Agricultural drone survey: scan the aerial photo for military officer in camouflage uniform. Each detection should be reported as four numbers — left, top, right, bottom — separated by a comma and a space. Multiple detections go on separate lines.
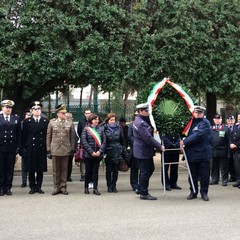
47, 104, 75, 195
0, 100, 21, 196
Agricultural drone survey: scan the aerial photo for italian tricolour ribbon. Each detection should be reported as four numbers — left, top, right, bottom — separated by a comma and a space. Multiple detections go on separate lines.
147, 77, 194, 140
86, 127, 102, 147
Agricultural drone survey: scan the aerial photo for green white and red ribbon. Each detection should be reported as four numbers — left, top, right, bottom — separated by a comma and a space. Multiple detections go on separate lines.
86, 127, 102, 147
147, 77, 194, 140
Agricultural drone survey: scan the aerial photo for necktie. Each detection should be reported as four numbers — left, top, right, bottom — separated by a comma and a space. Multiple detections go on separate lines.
36, 119, 39, 123
5, 116, 9, 123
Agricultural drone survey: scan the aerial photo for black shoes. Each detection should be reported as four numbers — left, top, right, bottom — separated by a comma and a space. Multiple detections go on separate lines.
67, 177, 73, 182
201, 194, 209, 201
232, 183, 240, 187
107, 188, 112, 193
21, 183, 27, 188
171, 185, 182, 190
93, 189, 101, 195
187, 193, 197, 200
36, 189, 44, 194
80, 176, 85, 182
112, 187, 118, 193
140, 194, 157, 200
84, 188, 89, 194
229, 177, 236, 182
6, 190, 12, 196
210, 181, 218, 185
29, 189, 35, 194
222, 182, 227, 186
135, 189, 141, 195
165, 185, 171, 191
52, 190, 61, 196
0, 190, 4, 196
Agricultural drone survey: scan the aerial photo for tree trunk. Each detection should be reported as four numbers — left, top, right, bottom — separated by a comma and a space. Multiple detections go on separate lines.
206, 92, 216, 125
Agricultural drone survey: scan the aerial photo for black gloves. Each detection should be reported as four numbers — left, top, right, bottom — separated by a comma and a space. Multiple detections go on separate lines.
47, 151, 52, 159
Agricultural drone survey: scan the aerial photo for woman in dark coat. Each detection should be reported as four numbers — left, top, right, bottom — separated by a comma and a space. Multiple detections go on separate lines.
81, 113, 106, 195
103, 113, 126, 193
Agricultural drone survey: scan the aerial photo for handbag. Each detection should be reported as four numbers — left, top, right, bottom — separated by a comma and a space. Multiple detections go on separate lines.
118, 159, 129, 172
74, 146, 84, 162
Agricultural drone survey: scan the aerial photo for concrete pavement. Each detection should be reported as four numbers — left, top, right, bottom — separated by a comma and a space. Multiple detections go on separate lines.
1, 155, 240, 240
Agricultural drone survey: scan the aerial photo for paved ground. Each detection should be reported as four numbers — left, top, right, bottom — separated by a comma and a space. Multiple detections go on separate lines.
1, 155, 240, 240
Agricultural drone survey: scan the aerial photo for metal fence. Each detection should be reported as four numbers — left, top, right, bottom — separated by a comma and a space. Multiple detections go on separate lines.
69, 103, 136, 123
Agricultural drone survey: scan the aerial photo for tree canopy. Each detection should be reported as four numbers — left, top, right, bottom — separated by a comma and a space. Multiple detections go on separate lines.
0, 0, 239, 115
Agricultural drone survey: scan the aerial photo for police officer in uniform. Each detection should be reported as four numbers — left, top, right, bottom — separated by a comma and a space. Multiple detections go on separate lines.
210, 114, 230, 186
133, 102, 164, 200
47, 104, 75, 195
21, 101, 49, 194
230, 118, 240, 188
180, 106, 212, 201
162, 134, 182, 191
0, 100, 21, 196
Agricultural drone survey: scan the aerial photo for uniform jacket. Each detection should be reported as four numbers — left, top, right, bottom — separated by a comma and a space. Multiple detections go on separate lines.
46, 118, 75, 156
0, 113, 21, 152
162, 134, 180, 159
183, 117, 212, 162
211, 124, 230, 158
230, 125, 240, 153
104, 123, 127, 163
22, 117, 49, 172
81, 124, 106, 159
133, 115, 162, 159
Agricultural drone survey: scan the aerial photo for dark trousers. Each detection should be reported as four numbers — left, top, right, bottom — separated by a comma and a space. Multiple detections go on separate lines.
28, 172, 43, 190
21, 156, 27, 184
229, 154, 236, 180
84, 158, 101, 189
188, 161, 210, 196
138, 157, 155, 196
0, 152, 15, 191
67, 155, 73, 179
105, 159, 119, 188
233, 152, 240, 183
211, 156, 228, 183
161, 155, 179, 187
130, 157, 140, 190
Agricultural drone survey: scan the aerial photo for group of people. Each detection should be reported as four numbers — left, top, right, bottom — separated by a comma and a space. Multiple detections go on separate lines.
0, 98, 239, 202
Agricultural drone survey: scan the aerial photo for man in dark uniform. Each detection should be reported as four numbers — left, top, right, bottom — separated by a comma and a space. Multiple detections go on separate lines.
162, 134, 181, 191
210, 114, 230, 186
21, 101, 49, 194
180, 106, 212, 201
226, 115, 236, 182
133, 102, 164, 200
0, 100, 21, 196
229, 118, 240, 188
77, 108, 92, 182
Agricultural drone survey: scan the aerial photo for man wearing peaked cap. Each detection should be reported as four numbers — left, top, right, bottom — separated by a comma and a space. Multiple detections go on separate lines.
227, 115, 235, 120
210, 113, 230, 187
30, 101, 43, 109
55, 104, 67, 113
1, 99, 15, 108
21, 101, 49, 194
136, 102, 149, 111
193, 105, 206, 113
47, 104, 75, 195
133, 102, 165, 200
180, 104, 212, 201
0, 99, 21, 196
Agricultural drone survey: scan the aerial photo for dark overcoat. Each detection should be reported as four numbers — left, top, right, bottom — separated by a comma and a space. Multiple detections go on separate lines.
22, 117, 49, 172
